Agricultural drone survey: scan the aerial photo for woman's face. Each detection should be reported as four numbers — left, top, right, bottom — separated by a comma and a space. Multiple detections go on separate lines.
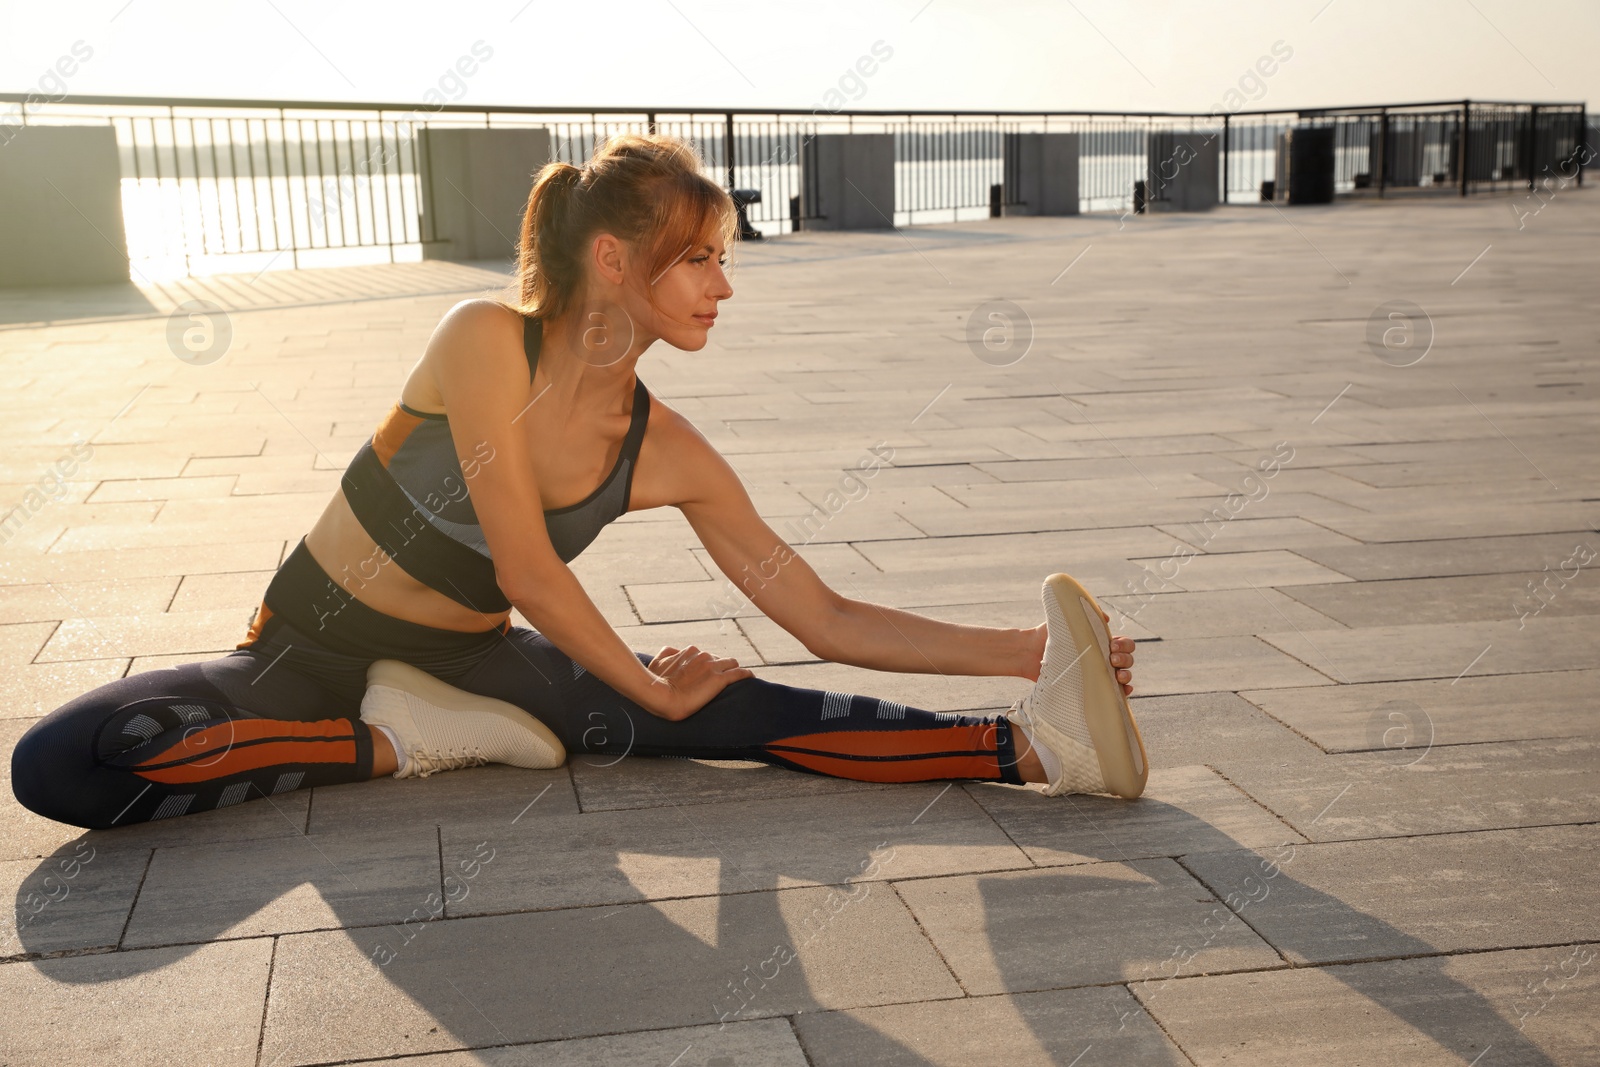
598, 229, 733, 356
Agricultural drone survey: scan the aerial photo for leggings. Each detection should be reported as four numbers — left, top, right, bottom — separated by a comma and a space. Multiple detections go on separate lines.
11, 542, 1024, 830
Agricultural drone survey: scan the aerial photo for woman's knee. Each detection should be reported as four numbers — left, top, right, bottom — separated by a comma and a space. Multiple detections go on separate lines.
10, 710, 98, 827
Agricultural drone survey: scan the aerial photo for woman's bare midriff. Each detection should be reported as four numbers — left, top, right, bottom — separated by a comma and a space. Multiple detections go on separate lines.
302, 490, 512, 633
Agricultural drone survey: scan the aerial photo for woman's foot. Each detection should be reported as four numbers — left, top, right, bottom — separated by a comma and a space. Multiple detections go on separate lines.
1007, 573, 1149, 799
360, 660, 567, 779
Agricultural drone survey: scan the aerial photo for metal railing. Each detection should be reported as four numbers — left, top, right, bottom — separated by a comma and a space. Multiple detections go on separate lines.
1, 93, 1588, 278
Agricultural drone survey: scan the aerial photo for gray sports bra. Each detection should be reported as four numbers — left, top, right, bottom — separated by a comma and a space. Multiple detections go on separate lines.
339, 314, 651, 614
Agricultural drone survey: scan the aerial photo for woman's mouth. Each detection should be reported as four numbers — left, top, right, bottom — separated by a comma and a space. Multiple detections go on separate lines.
692, 312, 717, 328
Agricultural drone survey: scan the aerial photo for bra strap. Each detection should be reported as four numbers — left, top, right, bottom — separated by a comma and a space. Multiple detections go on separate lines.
622, 378, 650, 461
522, 314, 541, 385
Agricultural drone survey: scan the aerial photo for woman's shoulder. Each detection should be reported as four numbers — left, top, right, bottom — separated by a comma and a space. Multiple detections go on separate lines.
433, 298, 526, 344
422, 300, 529, 376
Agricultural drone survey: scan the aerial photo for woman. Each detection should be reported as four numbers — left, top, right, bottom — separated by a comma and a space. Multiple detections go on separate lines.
11, 133, 1145, 831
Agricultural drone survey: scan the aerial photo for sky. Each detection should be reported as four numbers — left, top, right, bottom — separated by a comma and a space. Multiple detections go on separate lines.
1, 0, 1594, 117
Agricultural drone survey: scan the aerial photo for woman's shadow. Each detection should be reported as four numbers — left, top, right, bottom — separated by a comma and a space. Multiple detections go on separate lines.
6, 716, 1572, 1066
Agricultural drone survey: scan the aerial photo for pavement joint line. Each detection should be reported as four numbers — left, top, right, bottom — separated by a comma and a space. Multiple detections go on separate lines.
1241, 578, 1351, 684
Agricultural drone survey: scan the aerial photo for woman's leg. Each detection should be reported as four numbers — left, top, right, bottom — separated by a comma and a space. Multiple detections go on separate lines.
10, 646, 375, 830
446, 629, 1028, 786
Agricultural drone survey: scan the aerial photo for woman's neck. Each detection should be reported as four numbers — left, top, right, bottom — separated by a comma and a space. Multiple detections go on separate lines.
536, 312, 651, 416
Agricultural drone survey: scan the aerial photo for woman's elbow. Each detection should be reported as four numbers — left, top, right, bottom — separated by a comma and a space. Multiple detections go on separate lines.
495, 559, 565, 611
798, 598, 848, 661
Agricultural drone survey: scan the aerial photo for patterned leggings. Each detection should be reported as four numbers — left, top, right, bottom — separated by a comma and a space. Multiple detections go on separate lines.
11, 582, 1024, 830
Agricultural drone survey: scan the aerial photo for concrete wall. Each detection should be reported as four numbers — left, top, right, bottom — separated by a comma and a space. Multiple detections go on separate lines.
0, 124, 129, 287
418, 127, 551, 262
1001, 133, 1081, 216
798, 134, 895, 230
1146, 131, 1219, 212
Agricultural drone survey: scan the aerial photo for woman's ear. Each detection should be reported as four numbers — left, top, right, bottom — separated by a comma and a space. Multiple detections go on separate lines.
590, 232, 627, 285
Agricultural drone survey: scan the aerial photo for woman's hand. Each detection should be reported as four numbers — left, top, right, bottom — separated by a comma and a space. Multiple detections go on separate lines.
1090, 604, 1137, 697
1026, 607, 1137, 696
643, 644, 755, 721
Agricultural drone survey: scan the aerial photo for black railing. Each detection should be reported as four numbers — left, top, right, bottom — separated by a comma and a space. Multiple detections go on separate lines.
1, 94, 1587, 277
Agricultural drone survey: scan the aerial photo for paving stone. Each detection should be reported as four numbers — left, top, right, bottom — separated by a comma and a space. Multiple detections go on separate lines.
895, 858, 1284, 994
1103, 586, 1348, 639
1124, 549, 1354, 591
307, 765, 579, 835
167, 569, 277, 612
1210, 737, 1600, 841
1125, 690, 1326, 768
440, 785, 1026, 916
571, 755, 896, 812
964, 765, 1299, 868
0, 540, 286, 585
0, 575, 179, 623
1154, 514, 1364, 553
1240, 670, 1600, 750
1139, 944, 1598, 1066
2, 843, 148, 956
33, 608, 256, 662
261, 884, 959, 1063
796, 986, 1188, 1066
1281, 571, 1600, 627
382, 1018, 810, 1065
0, 657, 128, 719
0, 938, 272, 1066
1257, 614, 1600, 684
122, 824, 440, 947
1117, 634, 1336, 696
1180, 824, 1599, 964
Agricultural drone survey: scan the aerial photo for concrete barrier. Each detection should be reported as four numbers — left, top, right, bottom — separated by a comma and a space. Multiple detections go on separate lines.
1146, 130, 1219, 212
418, 127, 551, 262
1275, 126, 1336, 204
1001, 132, 1081, 216
0, 125, 129, 287
797, 133, 894, 230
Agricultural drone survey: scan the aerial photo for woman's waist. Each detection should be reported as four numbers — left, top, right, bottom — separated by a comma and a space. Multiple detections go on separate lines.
300, 493, 513, 632
246, 535, 511, 664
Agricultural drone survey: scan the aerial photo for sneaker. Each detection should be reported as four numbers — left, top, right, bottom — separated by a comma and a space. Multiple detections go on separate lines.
1006, 572, 1149, 799
361, 660, 566, 779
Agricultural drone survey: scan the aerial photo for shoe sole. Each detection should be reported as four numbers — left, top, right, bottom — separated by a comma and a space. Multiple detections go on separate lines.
1043, 572, 1149, 799
365, 659, 567, 769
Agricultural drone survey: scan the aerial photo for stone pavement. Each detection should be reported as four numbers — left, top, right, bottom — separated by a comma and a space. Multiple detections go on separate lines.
1, 188, 1596, 1066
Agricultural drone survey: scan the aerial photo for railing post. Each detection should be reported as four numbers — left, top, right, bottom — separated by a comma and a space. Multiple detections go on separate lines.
1377, 106, 1388, 197
1222, 113, 1230, 204
1579, 103, 1587, 187
724, 111, 735, 192
1459, 98, 1470, 197
1526, 104, 1538, 189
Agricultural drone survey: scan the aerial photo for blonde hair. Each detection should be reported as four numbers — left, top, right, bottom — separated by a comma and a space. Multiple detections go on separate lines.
512, 132, 738, 322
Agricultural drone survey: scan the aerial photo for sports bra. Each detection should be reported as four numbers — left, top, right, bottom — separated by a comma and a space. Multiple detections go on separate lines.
339, 313, 651, 615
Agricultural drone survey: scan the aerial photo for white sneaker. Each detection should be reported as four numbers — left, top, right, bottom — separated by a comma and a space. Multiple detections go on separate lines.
361, 660, 567, 779
1006, 573, 1148, 799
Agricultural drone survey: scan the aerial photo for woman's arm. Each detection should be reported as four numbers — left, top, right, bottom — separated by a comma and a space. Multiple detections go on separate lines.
428, 301, 750, 719
655, 415, 1048, 680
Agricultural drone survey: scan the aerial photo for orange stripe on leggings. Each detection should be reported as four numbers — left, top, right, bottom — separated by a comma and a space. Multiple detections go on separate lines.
131, 719, 358, 784
770, 749, 999, 783
768, 725, 1001, 783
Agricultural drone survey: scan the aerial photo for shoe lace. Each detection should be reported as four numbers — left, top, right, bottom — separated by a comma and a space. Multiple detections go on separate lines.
407, 745, 488, 778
